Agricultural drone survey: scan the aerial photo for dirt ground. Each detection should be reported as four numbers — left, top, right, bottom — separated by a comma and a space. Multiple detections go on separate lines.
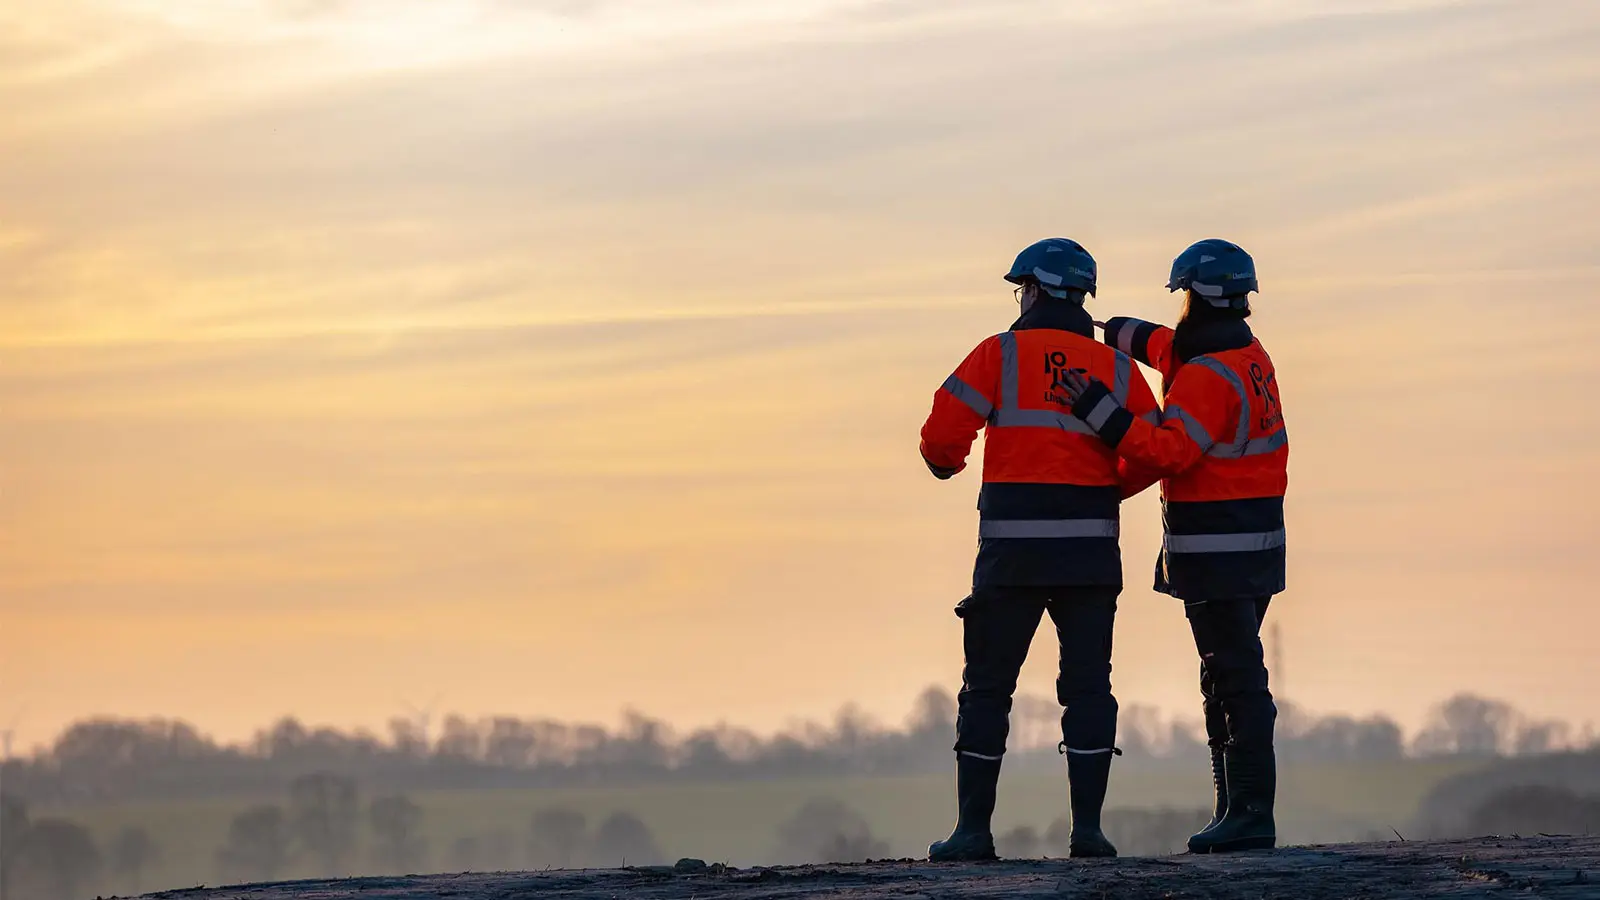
145, 835, 1600, 900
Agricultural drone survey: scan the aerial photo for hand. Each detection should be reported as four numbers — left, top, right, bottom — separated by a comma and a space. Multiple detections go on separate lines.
1052, 367, 1093, 404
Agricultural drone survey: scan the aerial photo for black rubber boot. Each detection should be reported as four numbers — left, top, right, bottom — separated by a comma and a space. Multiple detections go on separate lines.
1188, 744, 1276, 853
1191, 742, 1228, 840
1064, 749, 1118, 858
928, 755, 1000, 861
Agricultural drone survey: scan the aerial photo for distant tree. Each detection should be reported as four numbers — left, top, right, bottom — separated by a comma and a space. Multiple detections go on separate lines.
527, 808, 588, 869
1465, 785, 1600, 836
1414, 694, 1516, 757
11, 817, 103, 900
447, 835, 481, 872
995, 825, 1040, 858
590, 812, 665, 867
1042, 816, 1073, 857
1103, 808, 1213, 857
479, 828, 518, 871
1, 794, 31, 899
216, 805, 293, 883
1513, 720, 1573, 756
444, 829, 517, 872
773, 799, 887, 865
109, 825, 162, 894
288, 772, 360, 876
368, 795, 426, 874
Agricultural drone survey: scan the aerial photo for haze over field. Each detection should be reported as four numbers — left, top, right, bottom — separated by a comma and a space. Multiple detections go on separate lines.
3, 0, 1599, 749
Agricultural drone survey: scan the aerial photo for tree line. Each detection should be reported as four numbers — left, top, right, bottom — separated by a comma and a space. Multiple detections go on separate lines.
2, 689, 1590, 807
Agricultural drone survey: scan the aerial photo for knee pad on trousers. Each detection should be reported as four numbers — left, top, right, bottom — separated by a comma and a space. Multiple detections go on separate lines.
1061, 693, 1118, 752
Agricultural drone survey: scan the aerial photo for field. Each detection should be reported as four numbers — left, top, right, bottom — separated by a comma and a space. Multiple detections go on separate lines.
38, 757, 1491, 893
145, 836, 1600, 900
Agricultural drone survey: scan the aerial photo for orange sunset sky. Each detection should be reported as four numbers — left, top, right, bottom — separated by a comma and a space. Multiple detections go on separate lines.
2, 0, 1598, 752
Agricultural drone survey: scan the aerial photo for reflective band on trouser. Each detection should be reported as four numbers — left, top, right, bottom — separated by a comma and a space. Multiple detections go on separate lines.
1084, 394, 1120, 431
980, 519, 1120, 539
941, 374, 993, 419
959, 750, 1003, 761
1162, 405, 1214, 451
1163, 529, 1286, 553
1063, 747, 1117, 755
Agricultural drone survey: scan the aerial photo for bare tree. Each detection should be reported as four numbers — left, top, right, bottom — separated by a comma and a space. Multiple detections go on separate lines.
368, 795, 427, 874
216, 805, 292, 883
590, 812, 664, 867
1414, 694, 1516, 757
527, 808, 587, 869
10, 817, 102, 900
288, 773, 360, 876
773, 799, 887, 865
1, 794, 31, 900
109, 826, 162, 894
995, 825, 1040, 858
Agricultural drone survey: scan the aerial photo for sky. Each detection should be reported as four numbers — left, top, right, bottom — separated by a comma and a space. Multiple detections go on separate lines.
2, 0, 1599, 752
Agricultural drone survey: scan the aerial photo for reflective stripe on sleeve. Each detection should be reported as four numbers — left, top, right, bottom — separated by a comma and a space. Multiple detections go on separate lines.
1084, 394, 1120, 431
979, 519, 1120, 539
1113, 352, 1131, 404
1163, 529, 1286, 553
1162, 405, 1215, 452
941, 374, 994, 419
1115, 323, 1136, 357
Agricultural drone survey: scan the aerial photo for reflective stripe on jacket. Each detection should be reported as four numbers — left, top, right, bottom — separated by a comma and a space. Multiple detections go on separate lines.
922, 303, 1160, 588
1101, 316, 1288, 600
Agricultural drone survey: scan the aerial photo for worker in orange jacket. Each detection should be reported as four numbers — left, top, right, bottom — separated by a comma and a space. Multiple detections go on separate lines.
919, 238, 1160, 861
1054, 239, 1287, 853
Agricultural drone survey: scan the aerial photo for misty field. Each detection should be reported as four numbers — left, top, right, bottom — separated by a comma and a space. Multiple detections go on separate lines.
38, 758, 1486, 893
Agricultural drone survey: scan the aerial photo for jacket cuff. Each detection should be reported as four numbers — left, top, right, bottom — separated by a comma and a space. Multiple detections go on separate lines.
1069, 380, 1134, 448
923, 454, 962, 480
1103, 317, 1162, 367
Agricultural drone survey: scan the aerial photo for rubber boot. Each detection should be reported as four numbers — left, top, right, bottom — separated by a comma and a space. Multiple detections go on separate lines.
1065, 750, 1118, 858
1190, 742, 1228, 841
1187, 744, 1276, 853
928, 755, 1000, 861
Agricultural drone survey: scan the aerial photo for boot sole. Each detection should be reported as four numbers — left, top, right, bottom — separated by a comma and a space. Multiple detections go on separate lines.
1188, 835, 1276, 854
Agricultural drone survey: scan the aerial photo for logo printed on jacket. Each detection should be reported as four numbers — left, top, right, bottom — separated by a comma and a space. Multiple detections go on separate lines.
1249, 362, 1282, 431
1042, 348, 1082, 405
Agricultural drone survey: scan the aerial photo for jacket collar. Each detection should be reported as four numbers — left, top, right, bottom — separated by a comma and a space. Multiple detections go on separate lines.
1173, 316, 1254, 362
1009, 299, 1095, 337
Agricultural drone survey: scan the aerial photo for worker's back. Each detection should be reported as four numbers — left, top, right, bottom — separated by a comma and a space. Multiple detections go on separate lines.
920, 300, 1158, 587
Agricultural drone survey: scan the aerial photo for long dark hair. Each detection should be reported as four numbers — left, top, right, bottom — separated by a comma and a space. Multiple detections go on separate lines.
1173, 290, 1252, 362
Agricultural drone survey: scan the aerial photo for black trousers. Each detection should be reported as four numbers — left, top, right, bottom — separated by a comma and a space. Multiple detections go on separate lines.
1185, 596, 1276, 749
952, 585, 1120, 759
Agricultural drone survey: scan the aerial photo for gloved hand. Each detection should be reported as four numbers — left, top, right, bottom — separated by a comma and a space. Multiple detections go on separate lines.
1052, 367, 1095, 404
1051, 369, 1131, 448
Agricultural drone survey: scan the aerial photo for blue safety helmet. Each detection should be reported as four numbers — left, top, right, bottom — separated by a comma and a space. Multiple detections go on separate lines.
1005, 238, 1097, 299
1167, 239, 1258, 308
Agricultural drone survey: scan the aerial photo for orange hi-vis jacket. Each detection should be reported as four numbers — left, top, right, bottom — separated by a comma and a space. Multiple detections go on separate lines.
920, 302, 1160, 588
1085, 316, 1288, 600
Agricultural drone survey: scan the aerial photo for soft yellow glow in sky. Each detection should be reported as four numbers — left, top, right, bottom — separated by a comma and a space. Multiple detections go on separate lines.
2, 0, 1599, 751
